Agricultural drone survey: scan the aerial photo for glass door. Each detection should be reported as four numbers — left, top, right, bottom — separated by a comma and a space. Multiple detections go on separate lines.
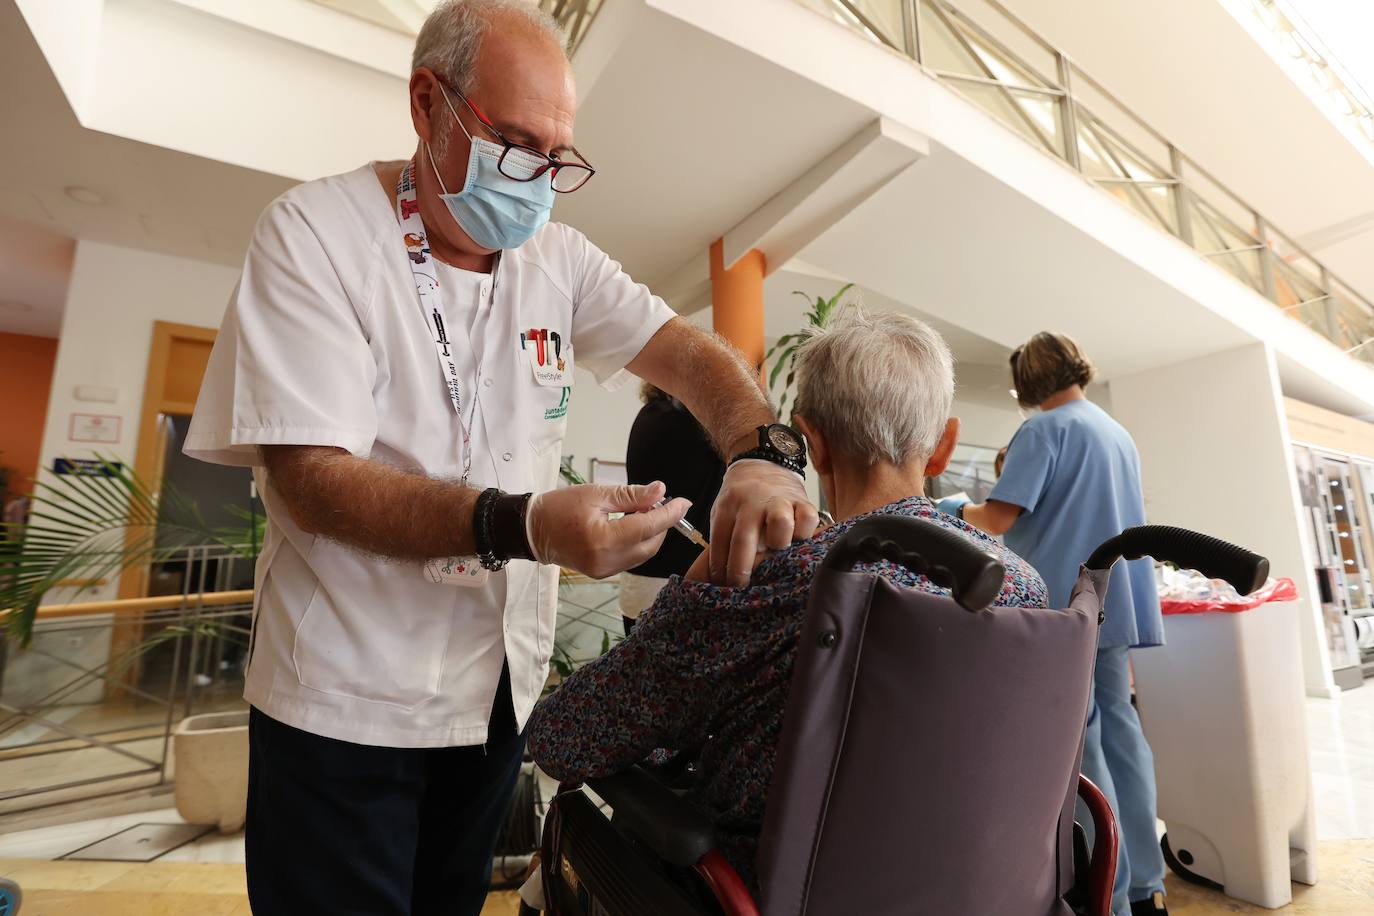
1316, 454, 1372, 612
1292, 445, 1363, 673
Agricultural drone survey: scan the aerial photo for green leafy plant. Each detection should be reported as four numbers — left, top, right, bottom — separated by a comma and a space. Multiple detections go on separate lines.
558, 456, 587, 486
1, 448, 614, 692
0, 457, 256, 646
765, 283, 854, 421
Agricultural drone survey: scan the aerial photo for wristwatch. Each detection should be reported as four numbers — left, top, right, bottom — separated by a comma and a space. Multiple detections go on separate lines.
731, 423, 807, 475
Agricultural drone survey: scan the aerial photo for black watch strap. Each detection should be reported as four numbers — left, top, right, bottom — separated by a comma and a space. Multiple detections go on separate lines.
491, 492, 535, 562
473, 489, 535, 570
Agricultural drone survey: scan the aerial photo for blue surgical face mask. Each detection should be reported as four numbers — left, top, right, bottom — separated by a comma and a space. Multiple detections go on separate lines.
427, 87, 555, 250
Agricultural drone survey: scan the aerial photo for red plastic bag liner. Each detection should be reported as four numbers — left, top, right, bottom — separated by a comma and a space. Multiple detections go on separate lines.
1160, 577, 1299, 616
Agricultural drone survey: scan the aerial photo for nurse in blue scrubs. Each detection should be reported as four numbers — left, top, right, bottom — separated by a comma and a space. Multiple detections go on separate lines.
942, 332, 1168, 916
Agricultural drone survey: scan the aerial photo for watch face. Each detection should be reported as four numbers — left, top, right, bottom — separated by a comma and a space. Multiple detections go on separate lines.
768, 425, 803, 458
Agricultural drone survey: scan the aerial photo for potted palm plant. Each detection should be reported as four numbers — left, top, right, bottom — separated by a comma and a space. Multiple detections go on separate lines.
765, 282, 854, 422
0, 459, 258, 831
0, 458, 250, 646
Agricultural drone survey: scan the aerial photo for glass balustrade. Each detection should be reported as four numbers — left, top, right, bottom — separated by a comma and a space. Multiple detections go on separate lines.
808, 0, 1374, 363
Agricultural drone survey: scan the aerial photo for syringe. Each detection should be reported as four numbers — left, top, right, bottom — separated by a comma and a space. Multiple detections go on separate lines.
651, 497, 709, 549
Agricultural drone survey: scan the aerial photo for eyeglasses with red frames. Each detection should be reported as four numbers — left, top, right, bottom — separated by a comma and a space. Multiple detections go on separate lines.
437, 76, 596, 194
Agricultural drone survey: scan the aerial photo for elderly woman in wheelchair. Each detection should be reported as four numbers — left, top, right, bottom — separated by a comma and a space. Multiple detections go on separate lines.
527, 310, 1047, 897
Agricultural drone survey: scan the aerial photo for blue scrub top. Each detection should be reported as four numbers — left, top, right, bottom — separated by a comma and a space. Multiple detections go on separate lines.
990, 399, 1163, 648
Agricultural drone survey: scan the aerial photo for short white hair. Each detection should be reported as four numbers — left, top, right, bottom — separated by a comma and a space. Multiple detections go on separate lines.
793, 308, 955, 466
412, 0, 565, 94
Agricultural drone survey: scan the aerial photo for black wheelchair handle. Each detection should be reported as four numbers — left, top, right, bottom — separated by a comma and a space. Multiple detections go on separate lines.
1086, 525, 1269, 596
823, 515, 1006, 612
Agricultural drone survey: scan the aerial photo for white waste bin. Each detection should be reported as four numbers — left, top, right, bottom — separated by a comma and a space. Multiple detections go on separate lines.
1132, 594, 1317, 908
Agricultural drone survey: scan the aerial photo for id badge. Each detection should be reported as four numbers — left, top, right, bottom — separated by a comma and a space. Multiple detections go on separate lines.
423, 556, 490, 587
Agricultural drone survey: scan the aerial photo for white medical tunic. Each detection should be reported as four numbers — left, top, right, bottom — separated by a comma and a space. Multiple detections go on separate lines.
185, 163, 674, 748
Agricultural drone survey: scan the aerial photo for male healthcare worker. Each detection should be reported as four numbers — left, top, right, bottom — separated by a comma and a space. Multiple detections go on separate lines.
185, 2, 818, 913
944, 332, 1168, 916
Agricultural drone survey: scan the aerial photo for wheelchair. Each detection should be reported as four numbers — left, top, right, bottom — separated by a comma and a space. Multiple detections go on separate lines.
528, 517, 1269, 916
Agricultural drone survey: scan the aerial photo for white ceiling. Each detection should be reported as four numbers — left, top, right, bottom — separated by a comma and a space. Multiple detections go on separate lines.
0, 0, 296, 271
798, 142, 1256, 382
765, 264, 1012, 366
550, 1, 875, 288
0, 213, 73, 338
1, 0, 1367, 419
997, 0, 1374, 302
308, 0, 440, 33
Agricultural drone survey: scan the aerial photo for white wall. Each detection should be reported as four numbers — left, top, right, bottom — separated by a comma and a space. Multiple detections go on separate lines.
953, 398, 1022, 451
17, 0, 412, 183
40, 240, 240, 473
562, 369, 644, 481
38, 240, 241, 602
1110, 343, 1337, 697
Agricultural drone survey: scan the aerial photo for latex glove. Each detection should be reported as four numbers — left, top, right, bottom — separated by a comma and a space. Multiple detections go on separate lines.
937, 495, 972, 518
710, 459, 819, 586
526, 481, 690, 579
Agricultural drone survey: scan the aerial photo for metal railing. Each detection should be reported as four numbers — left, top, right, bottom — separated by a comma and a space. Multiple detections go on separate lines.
538, 0, 606, 55
795, 0, 1374, 361
1248, 0, 1374, 151
0, 547, 623, 818
0, 546, 253, 816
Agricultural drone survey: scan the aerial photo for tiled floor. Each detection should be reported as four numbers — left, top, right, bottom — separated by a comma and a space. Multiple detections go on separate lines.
0, 858, 524, 915
1304, 683, 1374, 841
0, 686, 1371, 913
0, 694, 247, 815
1167, 839, 1374, 914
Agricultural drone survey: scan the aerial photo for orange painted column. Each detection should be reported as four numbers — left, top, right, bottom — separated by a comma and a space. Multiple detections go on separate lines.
709, 239, 766, 374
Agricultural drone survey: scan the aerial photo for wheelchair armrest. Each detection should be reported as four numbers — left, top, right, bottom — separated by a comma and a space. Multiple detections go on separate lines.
1077, 774, 1118, 916
586, 765, 716, 867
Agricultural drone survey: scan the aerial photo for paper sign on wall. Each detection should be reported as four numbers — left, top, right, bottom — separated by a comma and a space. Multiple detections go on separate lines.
68, 413, 122, 444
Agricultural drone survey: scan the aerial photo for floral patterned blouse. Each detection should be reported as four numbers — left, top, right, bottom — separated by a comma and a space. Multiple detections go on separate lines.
527, 496, 1047, 887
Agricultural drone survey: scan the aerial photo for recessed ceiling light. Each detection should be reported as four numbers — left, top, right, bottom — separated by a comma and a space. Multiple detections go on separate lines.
65, 186, 105, 205
0, 300, 35, 312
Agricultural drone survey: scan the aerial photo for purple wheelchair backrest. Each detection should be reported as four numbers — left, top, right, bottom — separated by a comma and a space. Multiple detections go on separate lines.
756, 565, 1107, 916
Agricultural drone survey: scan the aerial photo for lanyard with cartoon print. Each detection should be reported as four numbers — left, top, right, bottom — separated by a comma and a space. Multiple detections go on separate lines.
396, 161, 494, 587
396, 160, 479, 486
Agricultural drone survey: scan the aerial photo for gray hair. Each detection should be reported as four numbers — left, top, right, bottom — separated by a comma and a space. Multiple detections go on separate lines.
412, 0, 565, 94
793, 308, 955, 466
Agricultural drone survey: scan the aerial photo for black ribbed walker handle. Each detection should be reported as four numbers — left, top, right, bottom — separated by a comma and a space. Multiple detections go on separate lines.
1086, 525, 1269, 596
824, 516, 1006, 612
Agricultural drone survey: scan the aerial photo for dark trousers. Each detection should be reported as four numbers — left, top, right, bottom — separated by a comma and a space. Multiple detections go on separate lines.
245, 667, 526, 916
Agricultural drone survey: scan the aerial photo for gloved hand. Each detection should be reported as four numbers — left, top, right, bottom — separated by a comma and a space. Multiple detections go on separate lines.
526, 481, 690, 579
937, 495, 972, 518
710, 459, 819, 586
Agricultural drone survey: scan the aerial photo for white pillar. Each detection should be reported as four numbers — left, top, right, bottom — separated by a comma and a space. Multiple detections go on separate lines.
1110, 342, 1337, 697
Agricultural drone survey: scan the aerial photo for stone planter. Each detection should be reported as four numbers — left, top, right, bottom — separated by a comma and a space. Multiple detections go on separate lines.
173, 711, 249, 833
